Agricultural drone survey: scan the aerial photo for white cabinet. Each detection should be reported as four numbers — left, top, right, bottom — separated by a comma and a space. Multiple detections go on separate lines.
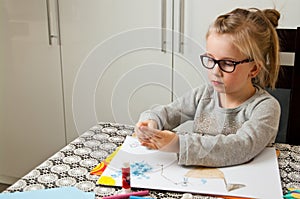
0, 0, 66, 182
58, 0, 174, 142
1, 0, 174, 183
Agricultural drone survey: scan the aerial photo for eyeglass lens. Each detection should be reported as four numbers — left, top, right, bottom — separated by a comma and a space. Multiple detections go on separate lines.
201, 56, 235, 73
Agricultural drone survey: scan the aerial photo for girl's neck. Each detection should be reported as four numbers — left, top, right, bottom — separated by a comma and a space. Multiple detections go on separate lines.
218, 86, 256, 108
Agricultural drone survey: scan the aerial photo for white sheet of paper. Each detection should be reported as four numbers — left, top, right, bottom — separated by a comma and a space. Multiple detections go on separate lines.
100, 136, 283, 198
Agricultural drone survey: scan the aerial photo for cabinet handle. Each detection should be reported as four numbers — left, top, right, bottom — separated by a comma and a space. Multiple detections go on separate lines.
46, 0, 53, 45
179, 0, 185, 54
46, 0, 60, 45
161, 0, 167, 53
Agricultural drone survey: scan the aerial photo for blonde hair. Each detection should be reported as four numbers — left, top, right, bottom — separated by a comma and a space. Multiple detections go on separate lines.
207, 8, 281, 89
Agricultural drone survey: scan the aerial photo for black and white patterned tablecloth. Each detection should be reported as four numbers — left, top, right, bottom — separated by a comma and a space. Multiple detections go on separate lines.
3, 122, 300, 198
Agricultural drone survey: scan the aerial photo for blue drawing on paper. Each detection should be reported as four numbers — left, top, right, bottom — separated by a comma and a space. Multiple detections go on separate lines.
111, 171, 121, 178
131, 161, 153, 179
201, 179, 207, 184
109, 161, 153, 180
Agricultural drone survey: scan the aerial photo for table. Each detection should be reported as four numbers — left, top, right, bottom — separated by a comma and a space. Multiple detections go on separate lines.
3, 122, 300, 198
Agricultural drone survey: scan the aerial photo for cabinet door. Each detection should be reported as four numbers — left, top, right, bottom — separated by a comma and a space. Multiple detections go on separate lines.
0, 0, 65, 181
59, 0, 174, 142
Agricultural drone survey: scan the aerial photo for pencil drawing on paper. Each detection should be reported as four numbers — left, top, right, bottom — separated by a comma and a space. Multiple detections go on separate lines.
129, 140, 140, 148
99, 136, 246, 191
159, 164, 190, 186
98, 136, 280, 198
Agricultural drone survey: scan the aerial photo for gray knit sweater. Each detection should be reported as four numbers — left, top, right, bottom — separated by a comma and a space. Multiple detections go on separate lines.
139, 84, 281, 167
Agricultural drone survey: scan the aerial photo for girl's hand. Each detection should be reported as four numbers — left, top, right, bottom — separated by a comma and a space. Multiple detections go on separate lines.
134, 120, 158, 142
138, 126, 179, 153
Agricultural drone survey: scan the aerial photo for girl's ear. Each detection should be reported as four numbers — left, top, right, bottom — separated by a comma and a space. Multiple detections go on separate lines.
249, 62, 261, 78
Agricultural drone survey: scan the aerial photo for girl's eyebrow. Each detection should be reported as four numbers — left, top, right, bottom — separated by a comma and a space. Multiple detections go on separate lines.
204, 52, 214, 58
205, 53, 237, 61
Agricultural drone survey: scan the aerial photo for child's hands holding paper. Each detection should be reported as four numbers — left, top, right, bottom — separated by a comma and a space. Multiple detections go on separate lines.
135, 120, 179, 153
135, 119, 158, 142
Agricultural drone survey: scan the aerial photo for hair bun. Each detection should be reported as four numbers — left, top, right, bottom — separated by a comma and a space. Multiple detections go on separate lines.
263, 9, 280, 28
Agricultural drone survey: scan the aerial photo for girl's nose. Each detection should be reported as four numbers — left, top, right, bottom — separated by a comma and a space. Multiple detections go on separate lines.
211, 63, 222, 76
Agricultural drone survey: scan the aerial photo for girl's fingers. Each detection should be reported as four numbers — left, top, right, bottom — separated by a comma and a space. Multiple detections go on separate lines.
141, 141, 158, 150
139, 126, 163, 138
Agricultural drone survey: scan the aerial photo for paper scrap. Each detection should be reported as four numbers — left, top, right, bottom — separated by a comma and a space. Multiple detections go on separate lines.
0, 186, 94, 199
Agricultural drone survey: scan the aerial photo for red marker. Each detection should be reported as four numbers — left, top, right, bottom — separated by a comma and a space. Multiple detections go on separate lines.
101, 190, 150, 199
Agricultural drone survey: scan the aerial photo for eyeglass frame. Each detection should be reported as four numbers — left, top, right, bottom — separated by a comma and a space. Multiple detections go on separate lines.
199, 55, 254, 73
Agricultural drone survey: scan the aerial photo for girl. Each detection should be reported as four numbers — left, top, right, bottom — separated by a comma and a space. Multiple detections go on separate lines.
135, 8, 281, 167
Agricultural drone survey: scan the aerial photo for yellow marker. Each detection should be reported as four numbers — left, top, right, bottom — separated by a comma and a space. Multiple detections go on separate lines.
288, 188, 300, 193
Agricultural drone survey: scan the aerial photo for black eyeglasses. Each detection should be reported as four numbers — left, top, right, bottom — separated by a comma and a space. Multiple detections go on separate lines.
200, 55, 254, 73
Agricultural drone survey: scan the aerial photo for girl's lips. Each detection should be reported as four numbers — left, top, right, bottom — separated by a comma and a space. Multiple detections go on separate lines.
211, 80, 223, 86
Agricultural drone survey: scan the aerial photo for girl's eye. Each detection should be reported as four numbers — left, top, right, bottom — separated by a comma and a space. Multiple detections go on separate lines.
223, 60, 235, 66
208, 58, 214, 63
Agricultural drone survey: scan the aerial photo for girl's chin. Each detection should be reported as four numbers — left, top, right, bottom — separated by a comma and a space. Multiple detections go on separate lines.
213, 88, 226, 93
211, 83, 226, 92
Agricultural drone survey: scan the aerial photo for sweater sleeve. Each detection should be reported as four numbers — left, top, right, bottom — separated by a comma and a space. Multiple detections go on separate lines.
178, 95, 281, 167
138, 87, 206, 130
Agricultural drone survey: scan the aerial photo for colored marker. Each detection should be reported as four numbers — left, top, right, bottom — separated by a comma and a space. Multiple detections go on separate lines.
129, 196, 154, 199
289, 189, 300, 194
288, 188, 300, 192
283, 192, 300, 199
101, 190, 150, 199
